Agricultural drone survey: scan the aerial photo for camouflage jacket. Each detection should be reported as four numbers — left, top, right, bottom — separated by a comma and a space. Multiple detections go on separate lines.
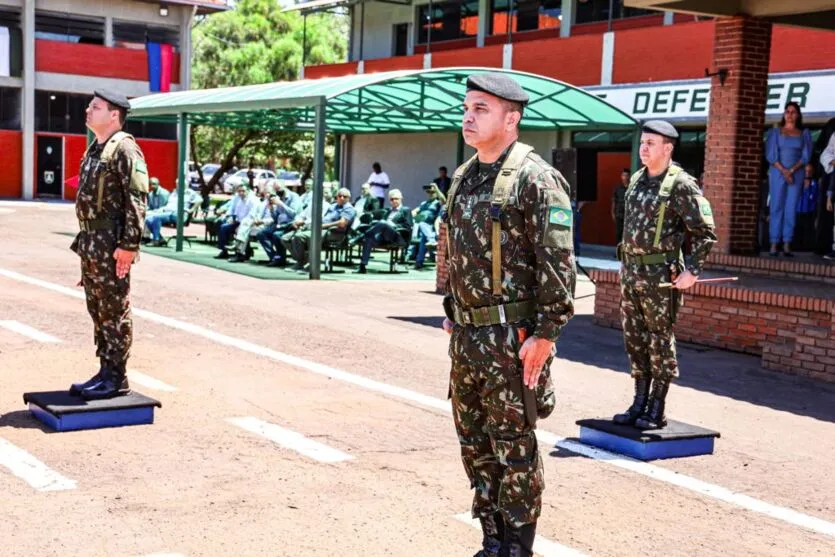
74, 133, 148, 252
445, 146, 576, 343
622, 164, 717, 276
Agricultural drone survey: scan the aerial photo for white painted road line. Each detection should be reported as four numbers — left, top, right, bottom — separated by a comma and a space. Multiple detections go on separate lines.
454, 513, 586, 557
0, 320, 61, 343
140, 553, 186, 557
228, 416, 353, 463
2, 267, 835, 538
129, 371, 178, 392
0, 437, 76, 491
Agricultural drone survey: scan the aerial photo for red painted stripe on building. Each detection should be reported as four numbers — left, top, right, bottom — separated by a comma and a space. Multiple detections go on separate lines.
365, 55, 423, 73
36, 40, 180, 84
770, 25, 835, 73
512, 34, 603, 86
432, 44, 504, 69
305, 62, 358, 80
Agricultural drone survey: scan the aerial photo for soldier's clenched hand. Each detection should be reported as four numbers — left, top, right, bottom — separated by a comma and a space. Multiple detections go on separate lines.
442, 318, 454, 334
519, 337, 554, 389
672, 269, 697, 290
113, 248, 136, 279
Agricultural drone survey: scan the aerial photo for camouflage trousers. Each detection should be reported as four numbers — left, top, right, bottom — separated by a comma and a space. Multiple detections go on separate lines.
619, 267, 680, 380
449, 322, 556, 528
72, 230, 133, 364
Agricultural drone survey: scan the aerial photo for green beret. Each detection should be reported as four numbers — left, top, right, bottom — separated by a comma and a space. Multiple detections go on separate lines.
642, 120, 679, 140
466, 72, 529, 105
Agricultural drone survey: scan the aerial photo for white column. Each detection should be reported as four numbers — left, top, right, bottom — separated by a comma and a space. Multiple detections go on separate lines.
104, 16, 113, 47
21, 0, 34, 200
600, 31, 614, 85
663, 11, 674, 25
476, 0, 489, 48
560, 0, 575, 38
357, 60, 365, 74
502, 43, 512, 69
423, 52, 431, 69
180, 6, 196, 90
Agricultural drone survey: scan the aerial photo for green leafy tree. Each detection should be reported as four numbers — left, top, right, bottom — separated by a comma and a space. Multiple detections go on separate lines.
190, 0, 346, 196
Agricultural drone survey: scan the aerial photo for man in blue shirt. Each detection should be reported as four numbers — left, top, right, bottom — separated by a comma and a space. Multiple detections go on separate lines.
147, 178, 170, 211
259, 185, 303, 266
408, 184, 443, 269
287, 187, 356, 272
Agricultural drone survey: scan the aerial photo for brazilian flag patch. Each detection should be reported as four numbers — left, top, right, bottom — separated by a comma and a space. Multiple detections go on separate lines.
548, 206, 572, 227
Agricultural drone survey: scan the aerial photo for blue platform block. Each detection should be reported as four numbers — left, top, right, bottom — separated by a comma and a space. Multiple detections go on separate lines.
576, 418, 719, 461
22, 391, 162, 432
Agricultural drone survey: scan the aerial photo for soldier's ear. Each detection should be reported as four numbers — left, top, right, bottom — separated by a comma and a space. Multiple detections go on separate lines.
506, 110, 521, 131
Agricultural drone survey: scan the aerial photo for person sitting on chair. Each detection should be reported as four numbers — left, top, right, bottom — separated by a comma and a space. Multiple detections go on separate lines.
352, 183, 381, 231
356, 189, 413, 274
287, 187, 356, 272
215, 181, 258, 259
407, 183, 443, 269
143, 188, 202, 246
259, 184, 303, 267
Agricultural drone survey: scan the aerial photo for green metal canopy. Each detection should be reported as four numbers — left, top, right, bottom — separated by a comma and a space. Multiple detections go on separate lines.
129, 67, 635, 279
129, 67, 636, 132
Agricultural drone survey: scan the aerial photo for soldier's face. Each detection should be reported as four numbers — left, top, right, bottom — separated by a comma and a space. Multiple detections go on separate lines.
86, 97, 117, 133
639, 133, 673, 167
462, 91, 518, 149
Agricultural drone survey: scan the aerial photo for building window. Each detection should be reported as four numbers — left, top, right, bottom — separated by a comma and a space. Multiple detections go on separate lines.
35, 91, 89, 134
35, 12, 104, 44
417, 0, 479, 44
575, 0, 654, 25
0, 8, 23, 77
124, 120, 177, 141
490, 0, 561, 35
0, 87, 21, 130
393, 22, 409, 56
113, 22, 180, 50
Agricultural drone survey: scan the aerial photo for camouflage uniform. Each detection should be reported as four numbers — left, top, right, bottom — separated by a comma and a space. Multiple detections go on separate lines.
619, 164, 716, 381
71, 134, 148, 368
611, 182, 627, 244
445, 146, 576, 530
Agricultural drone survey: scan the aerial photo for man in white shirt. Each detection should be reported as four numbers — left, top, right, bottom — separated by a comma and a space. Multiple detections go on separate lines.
367, 162, 391, 207
215, 182, 258, 259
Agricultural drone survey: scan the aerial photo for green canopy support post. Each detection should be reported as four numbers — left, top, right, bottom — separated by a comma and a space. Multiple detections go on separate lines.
333, 133, 341, 185
456, 132, 464, 167
176, 113, 188, 252
309, 98, 326, 280
630, 125, 641, 173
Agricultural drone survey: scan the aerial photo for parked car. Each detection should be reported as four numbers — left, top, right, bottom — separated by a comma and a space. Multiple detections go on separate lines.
276, 170, 301, 188
223, 169, 276, 193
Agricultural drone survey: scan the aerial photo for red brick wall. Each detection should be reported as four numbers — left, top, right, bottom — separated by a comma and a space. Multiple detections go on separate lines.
703, 17, 772, 255
612, 21, 715, 83
436, 223, 449, 294
36, 40, 180, 84
591, 269, 835, 382
0, 130, 22, 198
512, 34, 603, 86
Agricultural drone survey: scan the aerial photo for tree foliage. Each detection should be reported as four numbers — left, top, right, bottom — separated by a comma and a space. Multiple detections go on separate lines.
190, 0, 347, 194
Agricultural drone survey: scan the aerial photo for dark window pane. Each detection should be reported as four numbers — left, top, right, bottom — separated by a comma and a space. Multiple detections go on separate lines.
113, 21, 180, 50
417, 0, 478, 44
490, 0, 561, 35
35, 12, 104, 44
0, 87, 21, 130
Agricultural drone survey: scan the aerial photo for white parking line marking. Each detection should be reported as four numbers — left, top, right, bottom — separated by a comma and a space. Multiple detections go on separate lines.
228, 417, 353, 463
454, 513, 586, 557
0, 437, 76, 491
2, 267, 835, 537
0, 320, 61, 343
129, 371, 178, 392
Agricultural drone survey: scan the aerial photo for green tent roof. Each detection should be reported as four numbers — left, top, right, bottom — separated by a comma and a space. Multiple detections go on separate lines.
129, 67, 636, 133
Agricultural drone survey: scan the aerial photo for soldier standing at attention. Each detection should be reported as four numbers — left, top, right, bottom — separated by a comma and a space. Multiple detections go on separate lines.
611, 168, 629, 244
441, 73, 576, 557
69, 89, 148, 400
613, 120, 717, 429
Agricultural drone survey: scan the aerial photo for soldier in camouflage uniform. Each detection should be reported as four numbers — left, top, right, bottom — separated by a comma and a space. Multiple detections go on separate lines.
69, 89, 148, 400
611, 168, 629, 244
613, 120, 717, 429
441, 73, 576, 557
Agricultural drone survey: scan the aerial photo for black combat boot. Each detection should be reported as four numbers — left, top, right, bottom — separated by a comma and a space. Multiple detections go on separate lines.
634, 376, 671, 430
473, 513, 504, 557
80, 362, 130, 400
499, 523, 536, 557
69, 357, 107, 396
612, 375, 651, 426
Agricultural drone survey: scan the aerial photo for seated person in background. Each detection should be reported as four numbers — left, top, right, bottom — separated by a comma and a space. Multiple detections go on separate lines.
215, 181, 258, 259
298, 180, 314, 211
356, 189, 413, 274
286, 187, 356, 272
352, 183, 381, 231
280, 190, 332, 269
258, 184, 303, 267
143, 187, 202, 246
407, 184, 443, 269
228, 183, 275, 263
147, 177, 170, 211
433, 166, 451, 196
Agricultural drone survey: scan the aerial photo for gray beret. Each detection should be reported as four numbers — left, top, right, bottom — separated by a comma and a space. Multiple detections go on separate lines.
94, 89, 130, 111
642, 120, 679, 140
466, 72, 530, 105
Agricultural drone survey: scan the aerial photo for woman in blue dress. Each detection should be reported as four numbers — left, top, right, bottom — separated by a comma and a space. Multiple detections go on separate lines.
766, 102, 812, 256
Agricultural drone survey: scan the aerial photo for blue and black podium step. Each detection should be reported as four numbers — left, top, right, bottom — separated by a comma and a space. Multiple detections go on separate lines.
576, 418, 720, 461
22, 391, 162, 432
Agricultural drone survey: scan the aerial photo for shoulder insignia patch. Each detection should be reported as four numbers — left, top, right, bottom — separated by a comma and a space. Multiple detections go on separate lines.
548, 206, 572, 227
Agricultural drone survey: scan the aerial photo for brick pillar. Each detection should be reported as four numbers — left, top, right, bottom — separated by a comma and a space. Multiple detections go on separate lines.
703, 16, 772, 255
435, 223, 449, 294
